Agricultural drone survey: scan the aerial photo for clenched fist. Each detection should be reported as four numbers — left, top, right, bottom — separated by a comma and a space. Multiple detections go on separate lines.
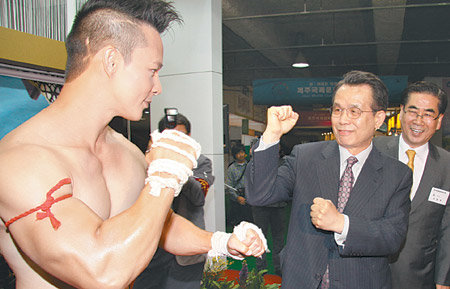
227, 228, 266, 259
262, 106, 299, 144
310, 197, 345, 233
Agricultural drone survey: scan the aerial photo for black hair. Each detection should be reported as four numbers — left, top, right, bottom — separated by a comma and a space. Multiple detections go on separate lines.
231, 143, 245, 159
332, 70, 389, 112
65, 0, 181, 81
401, 81, 447, 115
158, 113, 191, 134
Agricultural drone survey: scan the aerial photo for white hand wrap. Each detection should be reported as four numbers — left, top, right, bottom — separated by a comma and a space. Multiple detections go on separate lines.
208, 231, 236, 259
147, 159, 193, 185
207, 221, 269, 260
145, 129, 201, 197
151, 129, 201, 168
233, 221, 269, 253
145, 175, 183, 197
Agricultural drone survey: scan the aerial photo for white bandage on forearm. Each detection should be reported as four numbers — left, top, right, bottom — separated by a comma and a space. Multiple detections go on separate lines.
145, 159, 192, 197
207, 221, 269, 260
150, 129, 201, 168
146, 129, 201, 197
151, 141, 198, 168
145, 175, 183, 197
152, 129, 201, 154
208, 231, 240, 259
147, 159, 193, 184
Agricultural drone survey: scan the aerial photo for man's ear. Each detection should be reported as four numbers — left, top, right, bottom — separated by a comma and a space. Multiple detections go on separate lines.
103, 46, 121, 77
436, 113, 444, 131
374, 110, 386, 130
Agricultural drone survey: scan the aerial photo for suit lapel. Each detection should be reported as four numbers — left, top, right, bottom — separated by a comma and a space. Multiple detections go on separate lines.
411, 143, 439, 211
344, 147, 383, 215
317, 141, 340, 205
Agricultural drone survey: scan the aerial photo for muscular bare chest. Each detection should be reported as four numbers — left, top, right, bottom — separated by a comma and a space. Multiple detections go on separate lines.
69, 140, 147, 219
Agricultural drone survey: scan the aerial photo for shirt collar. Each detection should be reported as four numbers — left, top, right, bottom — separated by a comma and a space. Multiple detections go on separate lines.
399, 134, 429, 158
338, 142, 373, 167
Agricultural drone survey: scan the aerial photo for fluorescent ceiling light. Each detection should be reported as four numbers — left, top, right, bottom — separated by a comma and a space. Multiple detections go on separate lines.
292, 62, 310, 68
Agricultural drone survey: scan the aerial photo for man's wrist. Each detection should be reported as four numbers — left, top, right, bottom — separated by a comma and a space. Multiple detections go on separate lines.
262, 131, 281, 144
334, 213, 346, 233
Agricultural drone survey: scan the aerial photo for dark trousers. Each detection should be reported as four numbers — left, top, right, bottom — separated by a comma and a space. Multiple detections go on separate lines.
133, 248, 205, 289
133, 248, 174, 289
0, 256, 14, 289
165, 261, 205, 289
251, 206, 286, 275
227, 200, 254, 227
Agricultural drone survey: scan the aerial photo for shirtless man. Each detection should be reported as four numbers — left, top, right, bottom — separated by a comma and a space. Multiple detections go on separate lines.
0, 1, 266, 288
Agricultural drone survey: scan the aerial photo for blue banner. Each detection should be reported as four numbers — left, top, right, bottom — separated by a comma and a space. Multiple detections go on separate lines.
253, 76, 408, 106
0, 75, 49, 139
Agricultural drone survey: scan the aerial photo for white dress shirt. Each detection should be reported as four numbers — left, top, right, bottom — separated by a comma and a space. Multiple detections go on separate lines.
398, 135, 428, 200
334, 143, 372, 246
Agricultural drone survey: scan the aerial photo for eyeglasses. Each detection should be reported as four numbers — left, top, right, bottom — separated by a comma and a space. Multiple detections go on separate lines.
403, 108, 440, 121
330, 106, 375, 119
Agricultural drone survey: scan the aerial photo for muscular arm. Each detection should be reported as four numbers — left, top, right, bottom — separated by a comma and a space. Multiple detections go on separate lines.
0, 139, 264, 289
0, 139, 205, 289
159, 211, 213, 255
0, 161, 176, 288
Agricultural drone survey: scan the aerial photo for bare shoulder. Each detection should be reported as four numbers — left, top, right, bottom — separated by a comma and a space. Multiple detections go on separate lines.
0, 137, 71, 225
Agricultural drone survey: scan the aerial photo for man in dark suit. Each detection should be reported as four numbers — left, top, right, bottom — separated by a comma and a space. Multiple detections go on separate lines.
373, 81, 450, 289
245, 70, 412, 289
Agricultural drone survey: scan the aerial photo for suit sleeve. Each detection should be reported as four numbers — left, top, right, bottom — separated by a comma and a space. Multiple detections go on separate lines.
225, 164, 240, 201
340, 163, 412, 257
245, 140, 296, 206
178, 156, 214, 207
435, 199, 450, 285
196, 155, 215, 187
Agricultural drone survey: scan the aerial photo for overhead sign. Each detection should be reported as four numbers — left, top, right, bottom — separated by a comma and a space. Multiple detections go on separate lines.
297, 110, 331, 127
253, 76, 408, 106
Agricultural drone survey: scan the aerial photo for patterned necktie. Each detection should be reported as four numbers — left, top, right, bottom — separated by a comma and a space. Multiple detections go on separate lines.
321, 156, 358, 289
406, 149, 415, 172
337, 156, 358, 213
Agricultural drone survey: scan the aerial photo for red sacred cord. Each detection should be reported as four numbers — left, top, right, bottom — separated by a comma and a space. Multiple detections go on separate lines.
5, 178, 72, 231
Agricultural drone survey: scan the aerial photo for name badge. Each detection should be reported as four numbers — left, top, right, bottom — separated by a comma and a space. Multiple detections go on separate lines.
428, 187, 450, 206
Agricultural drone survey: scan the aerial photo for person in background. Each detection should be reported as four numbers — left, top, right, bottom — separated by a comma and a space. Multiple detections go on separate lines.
245, 70, 412, 288
373, 81, 450, 289
0, 1, 266, 288
225, 143, 253, 227
134, 113, 215, 289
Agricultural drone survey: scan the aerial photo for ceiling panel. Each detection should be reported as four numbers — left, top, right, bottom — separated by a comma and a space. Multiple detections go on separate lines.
222, 0, 450, 89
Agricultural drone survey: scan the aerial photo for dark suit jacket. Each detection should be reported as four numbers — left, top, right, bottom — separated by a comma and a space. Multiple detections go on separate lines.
373, 136, 450, 288
245, 140, 412, 289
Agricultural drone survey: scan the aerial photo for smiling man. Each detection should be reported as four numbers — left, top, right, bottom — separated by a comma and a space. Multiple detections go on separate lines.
374, 81, 450, 289
245, 70, 412, 289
